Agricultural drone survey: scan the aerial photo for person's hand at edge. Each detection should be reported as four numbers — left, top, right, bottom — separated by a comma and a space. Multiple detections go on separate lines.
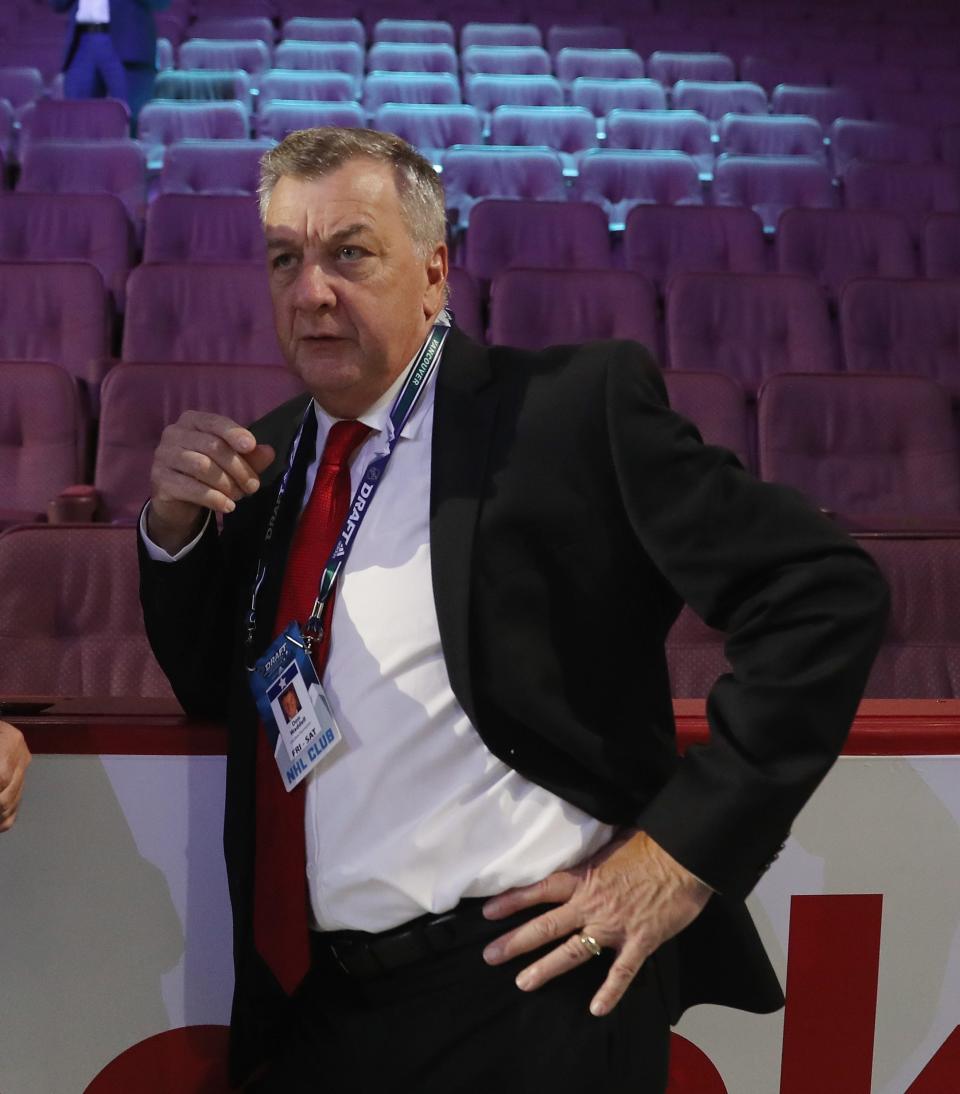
0, 721, 31, 833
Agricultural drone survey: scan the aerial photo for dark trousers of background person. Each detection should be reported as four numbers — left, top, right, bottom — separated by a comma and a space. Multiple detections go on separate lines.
63, 27, 156, 124
249, 923, 672, 1094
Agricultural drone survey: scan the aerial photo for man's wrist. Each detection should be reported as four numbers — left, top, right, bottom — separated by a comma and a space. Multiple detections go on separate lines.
145, 503, 205, 556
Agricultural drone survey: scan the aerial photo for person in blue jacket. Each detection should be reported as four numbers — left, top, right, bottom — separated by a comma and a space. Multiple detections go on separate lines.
51, 0, 171, 123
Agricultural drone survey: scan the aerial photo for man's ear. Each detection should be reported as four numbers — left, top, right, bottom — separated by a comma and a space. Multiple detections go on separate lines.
423, 242, 448, 318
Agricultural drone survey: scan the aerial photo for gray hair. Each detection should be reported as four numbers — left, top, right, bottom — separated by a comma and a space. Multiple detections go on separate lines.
257, 127, 447, 257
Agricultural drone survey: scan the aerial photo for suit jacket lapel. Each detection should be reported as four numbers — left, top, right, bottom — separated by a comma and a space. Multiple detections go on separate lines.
430, 325, 500, 727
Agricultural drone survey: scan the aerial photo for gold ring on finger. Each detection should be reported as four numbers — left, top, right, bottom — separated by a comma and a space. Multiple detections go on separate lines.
578, 932, 603, 958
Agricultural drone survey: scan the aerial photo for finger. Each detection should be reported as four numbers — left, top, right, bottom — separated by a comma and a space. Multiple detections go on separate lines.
247, 444, 276, 475
589, 939, 648, 1017
168, 446, 249, 502
0, 761, 26, 813
152, 467, 240, 516
483, 870, 580, 920
513, 930, 601, 993
180, 411, 257, 456
482, 902, 579, 965
163, 427, 262, 495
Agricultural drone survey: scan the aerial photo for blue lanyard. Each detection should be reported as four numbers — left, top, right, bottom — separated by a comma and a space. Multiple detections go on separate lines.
245, 318, 450, 660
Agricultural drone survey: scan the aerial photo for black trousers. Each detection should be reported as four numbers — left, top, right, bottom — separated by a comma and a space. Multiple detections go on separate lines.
252, 925, 672, 1093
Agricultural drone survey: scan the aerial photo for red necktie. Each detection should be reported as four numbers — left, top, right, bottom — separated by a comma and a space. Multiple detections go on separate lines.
253, 418, 371, 994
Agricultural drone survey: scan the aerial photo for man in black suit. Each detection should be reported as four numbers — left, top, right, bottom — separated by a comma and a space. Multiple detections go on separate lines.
139, 127, 889, 1092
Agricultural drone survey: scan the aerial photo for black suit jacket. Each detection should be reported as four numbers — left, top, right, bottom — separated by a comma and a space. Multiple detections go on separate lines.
139, 328, 889, 1084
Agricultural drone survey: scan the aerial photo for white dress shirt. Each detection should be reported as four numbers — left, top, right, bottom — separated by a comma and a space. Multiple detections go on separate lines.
77, 0, 110, 24
142, 341, 613, 932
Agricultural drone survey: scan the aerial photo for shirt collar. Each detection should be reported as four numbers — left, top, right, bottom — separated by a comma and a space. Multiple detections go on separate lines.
312, 314, 448, 443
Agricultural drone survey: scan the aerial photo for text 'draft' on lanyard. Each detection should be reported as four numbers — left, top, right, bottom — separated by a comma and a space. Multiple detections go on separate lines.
245, 318, 451, 668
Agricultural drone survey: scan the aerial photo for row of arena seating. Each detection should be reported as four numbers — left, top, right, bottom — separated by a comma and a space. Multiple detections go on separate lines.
1, 520, 957, 699
7, 359, 960, 527
6, 133, 960, 233
3, 193, 959, 307
2, 256, 959, 398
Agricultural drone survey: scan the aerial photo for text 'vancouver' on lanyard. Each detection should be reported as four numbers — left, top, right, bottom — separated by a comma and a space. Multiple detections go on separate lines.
244, 316, 451, 669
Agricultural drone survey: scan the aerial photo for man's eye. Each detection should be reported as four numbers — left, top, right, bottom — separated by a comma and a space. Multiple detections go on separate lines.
338, 246, 366, 261
272, 253, 296, 270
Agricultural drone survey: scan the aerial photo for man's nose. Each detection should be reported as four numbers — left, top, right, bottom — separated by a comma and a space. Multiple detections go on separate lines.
294, 262, 337, 310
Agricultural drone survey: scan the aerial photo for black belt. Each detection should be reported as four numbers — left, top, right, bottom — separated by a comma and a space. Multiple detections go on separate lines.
77, 23, 110, 33
311, 897, 526, 978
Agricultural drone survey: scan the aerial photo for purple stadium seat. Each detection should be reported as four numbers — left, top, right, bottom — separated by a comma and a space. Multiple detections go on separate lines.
159, 138, 275, 196
19, 98, 130, 151
154, 69, 253, 111
258, 70, 356, 108
461, 46, 551, 77
94, 363, 304, 522
623, 205, 766, 292
17, 139, 147, 228
373, 103, 481, 163
924, 214, 960, 279
672, 81, 767, 131
281, 17, 366, 45
662, 370, 752, 470
273, 41, 364, 86
178, 39, 272, 78
546, 26, 626, 55
122, 263, 284, 365
840, 278, 960, 392
778, 208, 915, 300
257, 101, 364, 140
771, 85, 868, 128
156, 37, 174, 71
884, 44, 958, 71
143, 193, 265, 264
0, 525, 175, 698
718, 114, 825, 162
372, 20, 456, 46
666, 604, 728, 699
574, 149, 702, 227
740, 56, 829, 94
188, 16, 275, 43
0, 67, 44, 119
0, 361, 82, 527
667, 272, 837, 391
461, 24, 543, 49
869, 90, 960, 131
441, 146, 565, 226
488, 106, 597, 169
605, 110, 713, 176
554, 48, 644, 87
713, 155, 834, 234
844, 161, 960, 239
489, 268, 658, 351
647, 52, 736, 86
0, 192, 134, 309
571, 78, 667, 117
137, 101, 250, 169
463, 198, 610, 282
464, 74, 563, 112
830, 119, 936, 177
0, 261, 109, 384
758, 373, 960, 524
364, 72, 462, 113
367, 43, 458, 74
446, 266, 484, 341
857, 536, 960, 699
